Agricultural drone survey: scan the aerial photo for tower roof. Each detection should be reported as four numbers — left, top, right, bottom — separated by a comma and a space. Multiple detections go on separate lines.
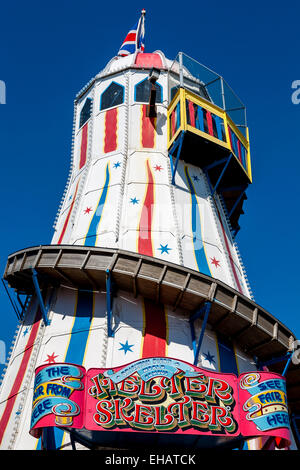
96, 50, 171, 79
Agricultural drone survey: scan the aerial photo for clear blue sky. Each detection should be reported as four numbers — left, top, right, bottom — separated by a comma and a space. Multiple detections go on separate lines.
0, 0, 299, 375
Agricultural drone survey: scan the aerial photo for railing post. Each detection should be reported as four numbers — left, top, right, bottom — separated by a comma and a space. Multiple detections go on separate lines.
179, 52, 184, 88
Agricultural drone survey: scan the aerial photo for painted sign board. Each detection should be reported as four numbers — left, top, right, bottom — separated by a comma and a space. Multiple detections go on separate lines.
30, 363, 85, 438
30, 358, 291, 446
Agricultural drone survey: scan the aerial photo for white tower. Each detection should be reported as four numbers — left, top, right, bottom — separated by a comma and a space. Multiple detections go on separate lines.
1, 33, 298, 450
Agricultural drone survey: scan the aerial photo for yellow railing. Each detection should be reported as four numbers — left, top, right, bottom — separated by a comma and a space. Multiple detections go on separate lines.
167, 88, 252, 183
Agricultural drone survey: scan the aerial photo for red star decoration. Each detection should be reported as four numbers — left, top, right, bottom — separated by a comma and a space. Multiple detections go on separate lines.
45, 353, 58, 364
84, 207, 92, 214
154, 165, 163, 171
211, 257, 220, 268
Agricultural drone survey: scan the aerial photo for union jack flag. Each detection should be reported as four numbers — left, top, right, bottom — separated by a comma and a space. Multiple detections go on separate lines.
118, 10, 145, 57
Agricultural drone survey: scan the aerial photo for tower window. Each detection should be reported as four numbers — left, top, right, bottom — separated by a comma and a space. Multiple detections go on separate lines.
100, 82, 124, 111
79, 98, 92, 128
135, 78, 162, 103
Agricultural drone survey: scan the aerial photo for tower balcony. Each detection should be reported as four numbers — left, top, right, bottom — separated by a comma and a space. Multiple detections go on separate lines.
167, 53, 252, 234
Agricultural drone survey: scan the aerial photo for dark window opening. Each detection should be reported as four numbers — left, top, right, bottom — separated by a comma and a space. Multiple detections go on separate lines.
100, 82, 124, 111
135, 78, 162, 103
79, 98, 92, 128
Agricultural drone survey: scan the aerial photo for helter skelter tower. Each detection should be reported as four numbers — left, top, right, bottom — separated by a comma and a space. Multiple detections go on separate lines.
1, 12, 299, 451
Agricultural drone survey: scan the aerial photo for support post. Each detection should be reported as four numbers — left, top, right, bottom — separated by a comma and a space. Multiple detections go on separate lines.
41, 427, 56, 450
1, 279, 21, 320
211, 154, 233, 196
282, 352, 293, 377
106, 269, 114, 337
31, 269, 50, 326
189, 302, 212, 366
70, 431, 77, 450
228, 186, 247, 218
291, 415, 300, 448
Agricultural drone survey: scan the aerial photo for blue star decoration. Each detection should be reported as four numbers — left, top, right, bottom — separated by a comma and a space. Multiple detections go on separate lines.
158, 244, 172, 255
193, 175, 199, 181
23, 327, 29, 337
203, 351, 216, 365
113, 161, 121, 169
119, 340, 134, 355
130, 197, 139, 205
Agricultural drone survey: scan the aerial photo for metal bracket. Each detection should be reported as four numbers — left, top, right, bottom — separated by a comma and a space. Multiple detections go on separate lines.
1, 279, 22, 321
189, 301, 212, 366
228, 186, 247, 218
256, 352, 292, 371
31, 268, 50, 326
205, 154, 233, 196
282, 351, 293, 377
16, 292, 32, 321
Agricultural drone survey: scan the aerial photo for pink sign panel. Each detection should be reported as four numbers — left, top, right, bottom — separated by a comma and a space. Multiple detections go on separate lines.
30, 363, 86, 438
239, 371, 291, 443
30, 358, 292, 447
85, 357, 240, 436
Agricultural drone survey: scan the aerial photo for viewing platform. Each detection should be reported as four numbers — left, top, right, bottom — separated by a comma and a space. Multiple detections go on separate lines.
167, 53, 252, 234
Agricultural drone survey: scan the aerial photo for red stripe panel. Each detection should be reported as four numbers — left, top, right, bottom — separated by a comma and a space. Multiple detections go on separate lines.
138, 160, 154, 256
188, 101, 196, 128
171, 110, 176, 137
206, 111, 214, 136
141, 105, 156, 148
57, 181, 79, 245
79, 123, 88, 169
104, 108, 118, 153
142, 299, 167, 358
0, 310, 41, 445
227, 125, 233, 150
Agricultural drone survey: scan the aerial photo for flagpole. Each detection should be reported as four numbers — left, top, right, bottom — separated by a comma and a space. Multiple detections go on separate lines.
136, 9, 146, 53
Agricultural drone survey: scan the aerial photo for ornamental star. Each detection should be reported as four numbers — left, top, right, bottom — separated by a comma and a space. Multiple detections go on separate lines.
45, 353, 58, 364
84, 207, 92, 214
211, 257, 220, 268
23, 327, 29, 337
158, 244, 172, 255
119, 340, 134, 355
154, 165, 163, 171
203, 351, 216, 365
113, 161, 121, 169
130, 197, 139, 205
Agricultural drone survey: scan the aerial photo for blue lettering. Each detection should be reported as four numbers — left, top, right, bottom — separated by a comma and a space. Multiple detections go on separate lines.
258, 391, 283, 404
257, 379, 285, 392
33, 385, 44, 401
45, 366, 70, 378
266, 414, 277, 427
32, 398, 52, 420
46, 383, 71, 398
267, 413, 289, 428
